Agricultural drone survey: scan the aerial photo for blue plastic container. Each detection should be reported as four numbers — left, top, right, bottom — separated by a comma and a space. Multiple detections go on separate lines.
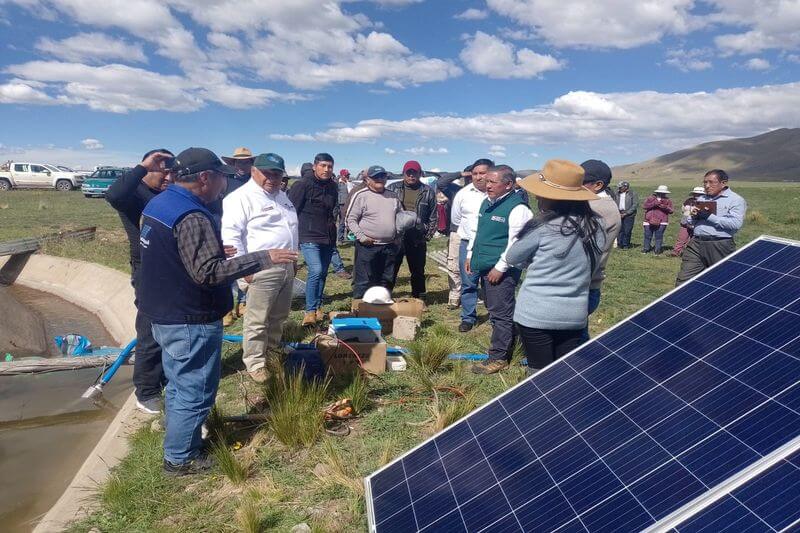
285, 344, 326, 382
331, 317, 382, 343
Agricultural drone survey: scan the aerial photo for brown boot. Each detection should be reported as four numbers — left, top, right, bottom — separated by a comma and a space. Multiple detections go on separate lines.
248, 368, 268, 384
316, 309, 325, 322
471, 360, 509, 375
238, 302, 247, 316
222, 311, 235, 327
302, 311, 316, 327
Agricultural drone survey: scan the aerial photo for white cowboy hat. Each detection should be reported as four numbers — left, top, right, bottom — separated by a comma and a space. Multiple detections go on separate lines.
692, 186, 705, 195
654, 185, 671, 194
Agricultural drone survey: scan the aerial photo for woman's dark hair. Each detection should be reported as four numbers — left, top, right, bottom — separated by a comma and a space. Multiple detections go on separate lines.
519, 200, 604, 271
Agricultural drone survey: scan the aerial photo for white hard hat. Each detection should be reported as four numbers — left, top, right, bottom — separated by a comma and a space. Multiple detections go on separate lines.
692, 186, 705, 195
396, 210, 417, 233
363, 286, 394, 304
654, 185, 671, 194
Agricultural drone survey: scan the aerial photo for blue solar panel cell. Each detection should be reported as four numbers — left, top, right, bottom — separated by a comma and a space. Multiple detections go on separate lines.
366, 238, 800, 532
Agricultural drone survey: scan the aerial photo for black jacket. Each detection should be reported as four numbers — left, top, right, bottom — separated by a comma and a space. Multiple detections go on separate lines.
387, 181, 438, 240
105, 165, 160, 278
288, 168, 338, 245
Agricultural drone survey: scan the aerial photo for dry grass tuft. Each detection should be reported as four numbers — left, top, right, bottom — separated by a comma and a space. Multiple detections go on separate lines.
313, 440, 365, 497
747, 210, 767, 224
265, 366, 329, 448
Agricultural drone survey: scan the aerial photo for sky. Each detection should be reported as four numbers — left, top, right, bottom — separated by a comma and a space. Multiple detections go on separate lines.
0, 0, 798, 173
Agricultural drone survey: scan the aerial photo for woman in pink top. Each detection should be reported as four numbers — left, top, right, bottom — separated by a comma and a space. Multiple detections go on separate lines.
642, 185, 674, 255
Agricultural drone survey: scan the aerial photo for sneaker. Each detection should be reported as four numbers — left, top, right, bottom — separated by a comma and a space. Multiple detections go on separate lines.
136, 397, 163, 415
335, 270, 352, 280
237, 303, 247, 316
458, 321, 474, 333
302, 311, 316, 327
163, 453, 215, 477
249, 368, 269, 384
471, 360, 509, 375
222, 311, 235, 327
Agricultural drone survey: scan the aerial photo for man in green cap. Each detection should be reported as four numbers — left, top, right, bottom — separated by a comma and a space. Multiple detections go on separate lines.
221, 153, 299, 383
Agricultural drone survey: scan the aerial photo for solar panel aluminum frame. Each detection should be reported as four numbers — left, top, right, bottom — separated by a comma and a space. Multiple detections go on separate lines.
364, 235, 800, 532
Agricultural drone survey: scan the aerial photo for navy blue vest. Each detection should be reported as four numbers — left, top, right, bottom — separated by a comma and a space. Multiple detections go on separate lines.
138, 185, 232, 324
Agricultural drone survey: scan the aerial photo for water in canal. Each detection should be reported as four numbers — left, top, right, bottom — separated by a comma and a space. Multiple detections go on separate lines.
0, 285, 133, 532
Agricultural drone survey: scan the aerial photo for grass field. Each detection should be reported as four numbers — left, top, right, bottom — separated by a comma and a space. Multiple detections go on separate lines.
2, 181, 799, 532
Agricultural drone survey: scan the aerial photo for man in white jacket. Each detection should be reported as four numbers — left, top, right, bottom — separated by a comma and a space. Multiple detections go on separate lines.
222, 153, 298, 383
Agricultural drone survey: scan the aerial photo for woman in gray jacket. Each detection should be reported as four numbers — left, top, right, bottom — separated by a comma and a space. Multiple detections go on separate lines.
509, 160, 606, 374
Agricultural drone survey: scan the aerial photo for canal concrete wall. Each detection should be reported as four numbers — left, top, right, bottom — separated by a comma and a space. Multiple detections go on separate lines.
0, 254, 143, 532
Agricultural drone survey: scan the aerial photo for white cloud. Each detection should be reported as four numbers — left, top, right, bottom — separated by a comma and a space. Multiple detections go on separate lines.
486, 0, 698, 49
665, 48, 713, 72
455, 8, 489, 20
0, 80, 54, 104
81, 138, 104, 150
404, 147, 448, 155
488, 145, 507, 157
272, 82, 800, 152
35, 32, 147, 63
460, 31, 563, 78
711, 0, 800, 54
270, 133, 317, 142
743, 58, 771, 71
384, 147, 397, 154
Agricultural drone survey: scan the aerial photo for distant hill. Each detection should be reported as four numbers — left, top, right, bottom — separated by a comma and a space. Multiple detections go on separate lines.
614, 128, 800, 182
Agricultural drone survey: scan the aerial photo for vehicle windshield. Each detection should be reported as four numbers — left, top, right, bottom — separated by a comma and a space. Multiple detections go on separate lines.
57, 166, 74, 172
43, 164, 61, 172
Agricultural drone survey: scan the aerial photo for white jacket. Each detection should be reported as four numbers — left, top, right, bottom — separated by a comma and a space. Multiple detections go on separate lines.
221, 179, 299, 260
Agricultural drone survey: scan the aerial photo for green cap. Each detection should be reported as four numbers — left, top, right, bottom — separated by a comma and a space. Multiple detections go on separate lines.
253, 153, 286, 175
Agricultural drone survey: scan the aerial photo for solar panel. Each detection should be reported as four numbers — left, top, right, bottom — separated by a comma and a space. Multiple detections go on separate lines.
365, 236, 800, 532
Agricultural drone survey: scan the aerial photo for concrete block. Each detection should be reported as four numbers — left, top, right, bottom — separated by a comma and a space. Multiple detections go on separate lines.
392, 316, 420, 341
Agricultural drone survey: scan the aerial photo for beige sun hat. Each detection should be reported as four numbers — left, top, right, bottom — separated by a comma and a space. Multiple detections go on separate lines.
692, 186, 705, 195
221, 147, 255, 163
519, 159, 598, 201
654, 185, 671, 194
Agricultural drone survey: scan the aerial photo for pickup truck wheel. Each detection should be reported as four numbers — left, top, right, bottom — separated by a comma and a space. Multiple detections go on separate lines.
55, 179, 73, 191
0, 179, 10, 191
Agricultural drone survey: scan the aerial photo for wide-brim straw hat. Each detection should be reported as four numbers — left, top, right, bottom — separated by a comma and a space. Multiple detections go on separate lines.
222, 147, 255, 163
654, 185, 671, 194
519, 159, 598, 201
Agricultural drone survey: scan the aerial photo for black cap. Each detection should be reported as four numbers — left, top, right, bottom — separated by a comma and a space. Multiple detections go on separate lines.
172, 147, 235, 177
367, 165, 388, 179
581, 159, 612, 187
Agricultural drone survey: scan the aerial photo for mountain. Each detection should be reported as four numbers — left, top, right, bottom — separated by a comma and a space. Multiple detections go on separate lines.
614, 128, 800, 182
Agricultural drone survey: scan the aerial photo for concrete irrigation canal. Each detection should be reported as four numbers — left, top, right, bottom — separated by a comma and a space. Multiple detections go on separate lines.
0, 254, 141, 532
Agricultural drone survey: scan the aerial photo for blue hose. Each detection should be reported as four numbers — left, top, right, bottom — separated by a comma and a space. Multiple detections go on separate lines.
99, 338, 137, 385
223, 334, 243, 343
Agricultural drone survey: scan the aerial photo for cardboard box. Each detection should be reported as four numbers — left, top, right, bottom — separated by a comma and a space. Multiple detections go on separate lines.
316, 337, 387, 374
351, 298, 425, 334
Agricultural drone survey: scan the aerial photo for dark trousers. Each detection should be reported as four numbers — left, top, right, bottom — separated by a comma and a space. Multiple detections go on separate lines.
482, 269, 521, 362
675, 237, 736, 286
393, 232, 427, 297
643, 224, 667, 253
337, 207, 347, 242
353, 241, 399, 299
132, 271, 165, 402
618, 214, 635, 248
517, 324, 583, 370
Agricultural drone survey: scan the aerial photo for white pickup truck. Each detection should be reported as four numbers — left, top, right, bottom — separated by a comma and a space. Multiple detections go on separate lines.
0, 162, 84, 191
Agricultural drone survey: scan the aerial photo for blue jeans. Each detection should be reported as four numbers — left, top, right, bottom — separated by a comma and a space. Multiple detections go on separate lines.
300, 242, 333, 311
330, 246, 345, 273
579, 288, 602, 343
231, 283, 246, 305
459, 239, 481, 325
643, 224, 666, 253
152, 321, 223, 465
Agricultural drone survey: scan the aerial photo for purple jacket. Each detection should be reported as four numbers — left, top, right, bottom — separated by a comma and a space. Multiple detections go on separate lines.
643, 195, 674, 225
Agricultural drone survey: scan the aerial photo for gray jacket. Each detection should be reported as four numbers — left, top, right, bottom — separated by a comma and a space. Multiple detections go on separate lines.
609, 188, 639, 217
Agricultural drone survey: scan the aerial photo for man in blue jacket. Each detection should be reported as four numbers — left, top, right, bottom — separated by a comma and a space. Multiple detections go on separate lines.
139, 147, 297, 475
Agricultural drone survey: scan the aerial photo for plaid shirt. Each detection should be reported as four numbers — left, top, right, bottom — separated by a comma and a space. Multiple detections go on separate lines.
174, 212, 269, 286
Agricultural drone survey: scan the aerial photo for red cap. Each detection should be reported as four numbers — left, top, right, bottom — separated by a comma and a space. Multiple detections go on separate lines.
403, 160, 422, 174
340, 169, 350, 177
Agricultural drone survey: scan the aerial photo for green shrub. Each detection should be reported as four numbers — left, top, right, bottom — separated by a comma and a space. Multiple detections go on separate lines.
341, 371, 370, 414
265, 367, 329, 448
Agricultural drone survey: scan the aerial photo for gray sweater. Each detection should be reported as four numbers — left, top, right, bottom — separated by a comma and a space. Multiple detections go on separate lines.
507, 217, 606, 330
345, 186, 400, 244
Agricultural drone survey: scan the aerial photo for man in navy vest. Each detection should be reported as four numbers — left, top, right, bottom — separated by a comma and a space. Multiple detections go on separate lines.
138, 147, 298, 476
466, 165, 532, 374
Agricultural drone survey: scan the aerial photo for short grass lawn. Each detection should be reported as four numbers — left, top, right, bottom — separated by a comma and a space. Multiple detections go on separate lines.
2, 181, 799, 532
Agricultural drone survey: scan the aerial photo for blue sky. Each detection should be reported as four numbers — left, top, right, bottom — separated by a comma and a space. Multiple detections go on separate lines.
0, 0, 798, 173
